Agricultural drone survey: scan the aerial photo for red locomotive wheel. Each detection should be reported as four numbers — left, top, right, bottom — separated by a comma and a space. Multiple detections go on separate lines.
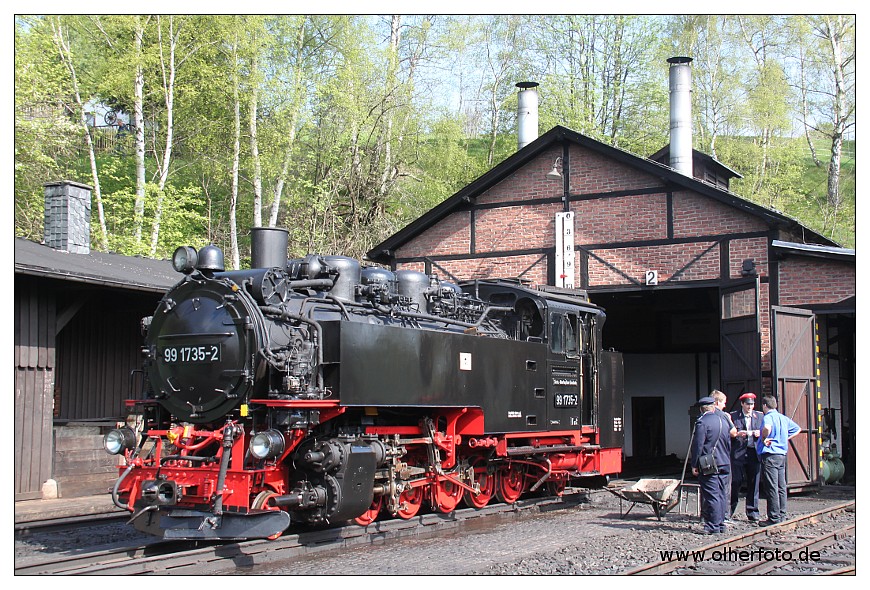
496, 466, 525, 504
251, 490, 285, 540
354, 496, 383, 526
463, 462, 495, 509
397, 486, 424, 519
434, 478, 463, 513
546, 475, 568, 497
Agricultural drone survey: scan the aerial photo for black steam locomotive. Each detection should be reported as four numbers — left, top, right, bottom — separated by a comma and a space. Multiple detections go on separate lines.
105, 227, 624, 540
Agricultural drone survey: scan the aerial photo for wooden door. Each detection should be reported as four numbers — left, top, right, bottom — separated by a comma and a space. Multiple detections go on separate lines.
772, 306, 818, 487
720, 279, 761, 401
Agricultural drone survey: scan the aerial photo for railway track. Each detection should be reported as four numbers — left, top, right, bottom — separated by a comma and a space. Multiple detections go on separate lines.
15, 512, 128, 536
15, 490, 590, 575
624, 500, 855, 575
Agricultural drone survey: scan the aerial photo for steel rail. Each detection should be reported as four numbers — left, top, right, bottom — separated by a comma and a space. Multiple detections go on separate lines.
728, 525, 855, 575
623, 500, 855, 575
14, 512, 128, 535
15, 491, 590, 575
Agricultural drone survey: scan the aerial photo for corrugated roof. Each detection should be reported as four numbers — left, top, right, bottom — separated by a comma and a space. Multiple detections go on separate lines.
14, 237, 179, 293
771, 240, 855, 262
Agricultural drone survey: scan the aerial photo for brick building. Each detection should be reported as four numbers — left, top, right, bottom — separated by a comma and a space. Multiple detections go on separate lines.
368, 124, 855, 486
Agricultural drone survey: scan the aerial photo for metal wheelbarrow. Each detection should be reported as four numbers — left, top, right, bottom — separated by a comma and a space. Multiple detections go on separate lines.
606, 478, 682, 520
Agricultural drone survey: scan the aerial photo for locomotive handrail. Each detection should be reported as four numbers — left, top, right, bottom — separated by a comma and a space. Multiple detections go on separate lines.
381, 304, 514, 331
158, 332, 234, 340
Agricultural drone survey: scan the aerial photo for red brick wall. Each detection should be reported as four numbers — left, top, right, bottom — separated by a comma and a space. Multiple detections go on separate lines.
476, 202, 560, 253
477, 148, 563, 205
433, 255, 548, 285
577, 194, 669, 244
779, 258, 856, 307
568, 145, 665, 194
400, 211, 471, 258
589, 241, 720, 286
392, 142, 853, 316
673, 191, 767, 237
729, 237, 769, 279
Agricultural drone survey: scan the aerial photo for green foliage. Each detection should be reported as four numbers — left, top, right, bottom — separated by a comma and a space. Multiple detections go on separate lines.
101, 181, 208, 257
14, 14, 857, 259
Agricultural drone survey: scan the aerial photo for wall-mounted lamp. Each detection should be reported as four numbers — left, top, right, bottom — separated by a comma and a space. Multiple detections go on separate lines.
547, 156, 563, 179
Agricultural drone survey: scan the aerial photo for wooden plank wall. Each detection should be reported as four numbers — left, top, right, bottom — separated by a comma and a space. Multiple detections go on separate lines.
55, 293, 147, 420
14, 278, 56, 500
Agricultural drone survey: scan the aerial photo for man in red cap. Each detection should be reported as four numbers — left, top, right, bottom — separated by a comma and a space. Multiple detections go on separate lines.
729, 392, 763, 521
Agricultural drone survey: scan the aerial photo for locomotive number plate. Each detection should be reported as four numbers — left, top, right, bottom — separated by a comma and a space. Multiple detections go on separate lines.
554, 393, 579, 408
162, 345, 221, 363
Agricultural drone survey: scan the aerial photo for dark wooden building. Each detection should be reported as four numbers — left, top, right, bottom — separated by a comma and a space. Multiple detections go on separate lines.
14, 181, 178, 500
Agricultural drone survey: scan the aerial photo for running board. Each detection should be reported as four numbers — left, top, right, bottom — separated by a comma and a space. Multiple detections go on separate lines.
506, 444, 600, 456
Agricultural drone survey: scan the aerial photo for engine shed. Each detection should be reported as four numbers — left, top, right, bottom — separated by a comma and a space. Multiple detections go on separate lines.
14, 181, 177, 500
368, 117, 856, 487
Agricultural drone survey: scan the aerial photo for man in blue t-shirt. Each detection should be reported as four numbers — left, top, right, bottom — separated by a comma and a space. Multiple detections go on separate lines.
757, 395, 801, 526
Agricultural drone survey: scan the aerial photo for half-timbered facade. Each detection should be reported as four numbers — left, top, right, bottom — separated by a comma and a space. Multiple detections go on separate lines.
369, 125, 856, 486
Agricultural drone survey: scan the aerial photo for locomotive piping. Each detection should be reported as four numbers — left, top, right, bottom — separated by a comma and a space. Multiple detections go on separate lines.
111, 463, 136, 511
260, 305, 325, 391
528, 457, 553, 492
212, 423, 236, 517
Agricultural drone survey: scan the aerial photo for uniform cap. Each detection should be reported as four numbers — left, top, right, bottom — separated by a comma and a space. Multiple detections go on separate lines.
697, 396, 715, 406
739, 393, 756, 401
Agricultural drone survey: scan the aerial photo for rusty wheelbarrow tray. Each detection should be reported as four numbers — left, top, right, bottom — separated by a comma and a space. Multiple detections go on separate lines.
606, 478, 682, 520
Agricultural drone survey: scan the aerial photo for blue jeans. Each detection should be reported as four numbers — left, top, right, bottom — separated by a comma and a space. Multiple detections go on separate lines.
760, 453, 787, 522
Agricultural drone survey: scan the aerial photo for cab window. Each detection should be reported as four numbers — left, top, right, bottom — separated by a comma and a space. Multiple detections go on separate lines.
550, 312, 579, 357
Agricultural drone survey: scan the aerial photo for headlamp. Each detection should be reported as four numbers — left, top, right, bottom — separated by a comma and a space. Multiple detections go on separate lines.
104, 427, 137, 455
249, 429, 285, 460
172, 246, 198, 274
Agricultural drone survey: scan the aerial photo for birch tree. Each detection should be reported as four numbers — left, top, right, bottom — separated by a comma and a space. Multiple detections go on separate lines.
149, 15, 181, 255
810, 15, 855, 210
49, 16, 109, 251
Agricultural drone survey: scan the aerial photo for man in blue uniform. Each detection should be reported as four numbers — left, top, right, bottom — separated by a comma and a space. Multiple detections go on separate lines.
729, 392, 763, 521
757, 395, 801, 526
691, 396, 732, 534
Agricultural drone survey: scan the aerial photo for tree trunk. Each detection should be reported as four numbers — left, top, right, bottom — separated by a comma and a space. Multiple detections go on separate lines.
229, 38, 241, 270
798, 43, 821, 167
249, 51, 263, 228
150, 15, 179, 256
133, 16, 147, 247
822, 15, 850, 209
50, 17, 109, 251
268, 18, 307, 228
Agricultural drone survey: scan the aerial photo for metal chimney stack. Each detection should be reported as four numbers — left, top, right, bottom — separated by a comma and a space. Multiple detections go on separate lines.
667, 57, 693, 177
516, 81, 539, 150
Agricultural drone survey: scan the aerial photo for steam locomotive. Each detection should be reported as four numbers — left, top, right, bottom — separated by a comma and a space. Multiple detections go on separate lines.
105, 227, 624, 540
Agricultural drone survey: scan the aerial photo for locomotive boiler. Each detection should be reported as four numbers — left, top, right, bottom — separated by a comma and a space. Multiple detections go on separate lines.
105, 227, 624, 540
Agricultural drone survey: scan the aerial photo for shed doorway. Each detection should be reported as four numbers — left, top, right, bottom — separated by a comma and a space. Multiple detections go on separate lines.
589, 286, 720, 466
631, 397, 665, 458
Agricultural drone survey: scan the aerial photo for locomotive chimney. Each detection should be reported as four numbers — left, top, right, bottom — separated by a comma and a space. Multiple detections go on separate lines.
667, 57, 693, 177
250, 227, 289, 269
43, 180, 92, 254
516, 81, 539, 150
